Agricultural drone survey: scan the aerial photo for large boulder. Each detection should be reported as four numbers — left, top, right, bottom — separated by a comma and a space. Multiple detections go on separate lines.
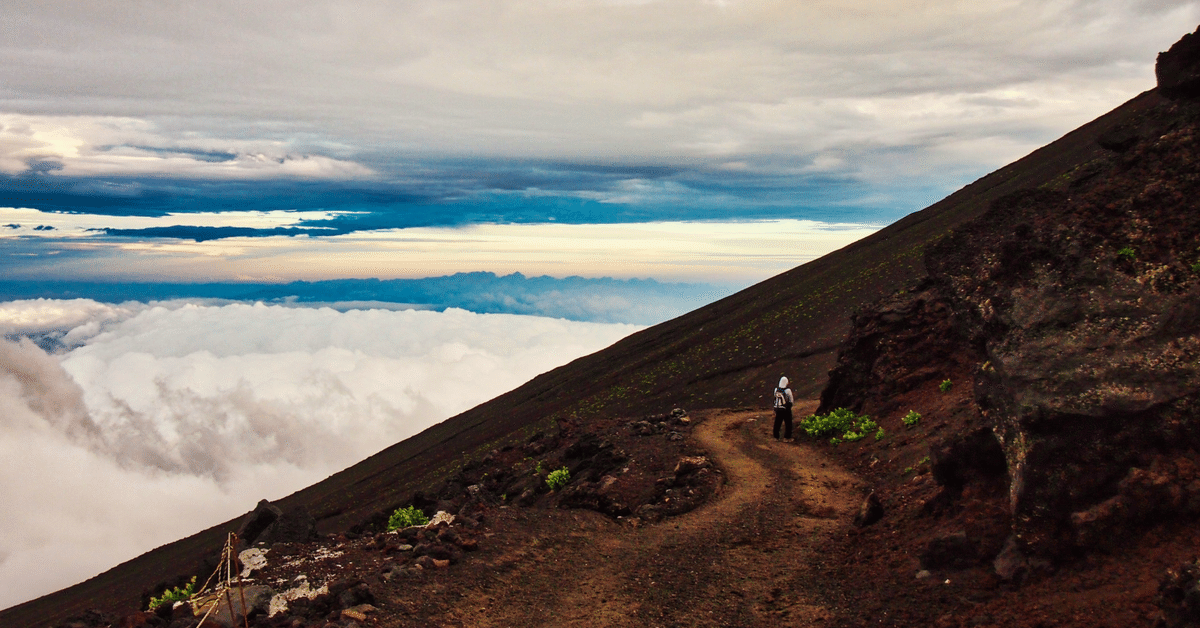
1158, 26, 1200, 98
191, 585, 273, 627
236, 500, 317, 547
235, 500, 281, 546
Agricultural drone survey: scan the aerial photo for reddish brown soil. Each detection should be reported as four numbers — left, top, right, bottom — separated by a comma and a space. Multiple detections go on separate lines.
64, 400, 1200, 628
202, 405, 866, 628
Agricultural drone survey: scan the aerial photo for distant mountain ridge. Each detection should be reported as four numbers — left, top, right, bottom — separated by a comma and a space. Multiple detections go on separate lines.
1, 31, 1187, 628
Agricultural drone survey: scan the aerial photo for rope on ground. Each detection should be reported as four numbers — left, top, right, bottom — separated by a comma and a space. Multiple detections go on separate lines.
194, 532, 250, 628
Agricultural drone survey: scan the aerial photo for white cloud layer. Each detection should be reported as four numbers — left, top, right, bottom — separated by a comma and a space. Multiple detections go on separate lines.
0, 299, 641, 609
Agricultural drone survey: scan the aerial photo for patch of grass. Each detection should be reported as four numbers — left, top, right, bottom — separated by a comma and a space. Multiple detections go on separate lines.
902, 410, 921, 428
386, 505, 430, 531
875, 427, 886, 441
148, 576, 197, 610
1191, 262, 1200, 273
1117, 246, 1136, 261
938, 379, 953, 393
546, 467, 571, 491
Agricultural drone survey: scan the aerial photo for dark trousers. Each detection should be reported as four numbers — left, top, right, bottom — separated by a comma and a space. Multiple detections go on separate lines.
773, 407, 793, 439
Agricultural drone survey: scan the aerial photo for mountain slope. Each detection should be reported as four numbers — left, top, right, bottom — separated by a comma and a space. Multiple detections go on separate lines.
0, 67, 1175, 628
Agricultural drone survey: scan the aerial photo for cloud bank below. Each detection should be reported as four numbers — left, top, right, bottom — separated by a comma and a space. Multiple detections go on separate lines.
0, 299, 641, 609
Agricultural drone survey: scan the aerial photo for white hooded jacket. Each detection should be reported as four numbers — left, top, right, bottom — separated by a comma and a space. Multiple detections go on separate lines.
774, 376, 794, 409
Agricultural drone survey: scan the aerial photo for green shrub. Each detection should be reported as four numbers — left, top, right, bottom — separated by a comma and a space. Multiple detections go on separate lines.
841, 416, 878, 442
902, 410, 921, 428
148, 576, 197, 610
546, 467, 571, 491
386, 505, 430, 531
938, 379, 953, 393
801, 408, 876, 443
1191, 262, 1200, 272
1117, 246, 1136, 261
875, 427, 886, 441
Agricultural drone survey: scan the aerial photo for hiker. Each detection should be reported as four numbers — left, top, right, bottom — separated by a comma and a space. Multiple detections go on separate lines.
773, 376, 794, 441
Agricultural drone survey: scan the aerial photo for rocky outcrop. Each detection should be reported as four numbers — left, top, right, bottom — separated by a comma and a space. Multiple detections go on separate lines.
1157, 559, 1200, 627
1158, 25, 1200, 99
821, 37, 1200, 563
927, 167, 1200, 557
818, 284, 981, 415
235, 500, 316, 548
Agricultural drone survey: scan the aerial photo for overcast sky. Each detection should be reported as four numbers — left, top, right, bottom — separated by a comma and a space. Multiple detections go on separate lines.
2, 0, 1197, 287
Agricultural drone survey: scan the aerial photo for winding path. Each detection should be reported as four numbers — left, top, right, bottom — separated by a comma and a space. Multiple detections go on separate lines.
448, 406, 864, 628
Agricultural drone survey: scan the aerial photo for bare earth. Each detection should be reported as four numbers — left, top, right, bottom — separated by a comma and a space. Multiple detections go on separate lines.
374, 404, 864, 628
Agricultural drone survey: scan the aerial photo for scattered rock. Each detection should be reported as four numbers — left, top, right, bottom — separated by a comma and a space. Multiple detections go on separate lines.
920, 532, 978, 570
336, 582, 374, 609
992, 535, 1029, 582
1156, 559, 1200, 627
427, 511, 456, 527
191, 585, 274, 627
673, 456, 711, 477
238, 548, 268, 577
853, 491, 884, 527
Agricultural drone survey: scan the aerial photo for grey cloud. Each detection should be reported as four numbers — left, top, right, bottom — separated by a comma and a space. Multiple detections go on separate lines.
2, 0, 1195, 183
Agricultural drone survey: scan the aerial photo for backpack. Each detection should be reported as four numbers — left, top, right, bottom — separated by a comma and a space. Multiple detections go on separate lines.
773, 387, 792, 409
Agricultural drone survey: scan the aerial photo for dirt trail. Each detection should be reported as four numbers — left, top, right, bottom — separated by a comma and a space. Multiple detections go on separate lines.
445, 405, 864, 628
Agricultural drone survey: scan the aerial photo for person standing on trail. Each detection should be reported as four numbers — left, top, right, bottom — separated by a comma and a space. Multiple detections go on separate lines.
773, 376, 794, 441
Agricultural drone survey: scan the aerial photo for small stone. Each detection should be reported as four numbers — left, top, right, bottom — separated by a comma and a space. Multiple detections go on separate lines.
673, 456, 711, 476
916, 570, 932, 580
427, 511, 456, 527
341, 608, 367, 622
853, 491, 884, 527
239, 548, 269, 577
432, 558, 451, 569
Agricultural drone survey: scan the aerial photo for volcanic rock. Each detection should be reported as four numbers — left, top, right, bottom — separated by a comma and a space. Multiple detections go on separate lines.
1158, 25, 1200, 98
852, 491, 884, 527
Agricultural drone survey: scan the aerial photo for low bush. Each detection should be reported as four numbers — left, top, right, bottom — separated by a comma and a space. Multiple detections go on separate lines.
148, 576, 197, 610
902, 410, 921, 428
386, 505, 429, 531
938, 379, 953, 393
801, 408, 876, 443
546, 467, 571, 491
1117, 246, 1136, 261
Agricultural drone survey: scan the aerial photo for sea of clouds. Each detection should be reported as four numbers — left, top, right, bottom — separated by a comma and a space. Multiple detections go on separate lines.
0, 298, 642, 609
